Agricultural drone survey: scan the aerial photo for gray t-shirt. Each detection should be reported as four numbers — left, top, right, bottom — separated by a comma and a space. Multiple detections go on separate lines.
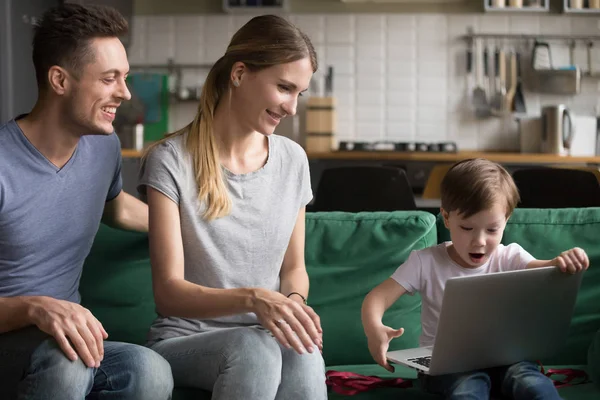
0, 117, 123, 303
138, 133, 312, 344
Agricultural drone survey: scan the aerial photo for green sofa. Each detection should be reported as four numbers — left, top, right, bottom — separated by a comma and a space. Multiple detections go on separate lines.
80, 208, 600, 399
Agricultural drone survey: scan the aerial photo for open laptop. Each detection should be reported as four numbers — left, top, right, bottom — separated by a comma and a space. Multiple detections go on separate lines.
386, 266, 584, 376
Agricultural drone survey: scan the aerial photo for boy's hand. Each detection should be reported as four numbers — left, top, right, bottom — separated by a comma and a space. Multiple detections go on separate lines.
553, 247, 589, 274
365, 325, 404, 372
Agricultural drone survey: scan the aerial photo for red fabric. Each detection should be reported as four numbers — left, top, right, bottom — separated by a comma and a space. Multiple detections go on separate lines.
325, 370, 412, 396
537, 361, 590, 389
325, 363, 589, 396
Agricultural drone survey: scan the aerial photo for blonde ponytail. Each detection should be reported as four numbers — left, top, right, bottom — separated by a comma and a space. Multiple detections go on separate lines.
143, 61, 232, 220
186, 75, 231, 220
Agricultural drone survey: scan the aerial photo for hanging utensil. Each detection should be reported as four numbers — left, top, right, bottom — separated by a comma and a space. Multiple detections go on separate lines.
505, 51, 518, 113
491, 45, 505, 113
587, 41, 594, 77
513, 51, 526, 114
473, 38, 490, 118
532, 40, 552, 70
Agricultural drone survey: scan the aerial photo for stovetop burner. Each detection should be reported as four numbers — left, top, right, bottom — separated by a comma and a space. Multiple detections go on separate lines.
337, 141, 458, 153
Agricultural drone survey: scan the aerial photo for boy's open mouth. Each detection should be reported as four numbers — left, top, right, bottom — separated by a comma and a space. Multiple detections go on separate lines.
469, 253, 485, 262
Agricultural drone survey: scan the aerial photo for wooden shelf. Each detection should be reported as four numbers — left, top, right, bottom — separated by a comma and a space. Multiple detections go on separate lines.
563, 7, 600, 13
485, 6, 549, 12
122, 149, 144, 158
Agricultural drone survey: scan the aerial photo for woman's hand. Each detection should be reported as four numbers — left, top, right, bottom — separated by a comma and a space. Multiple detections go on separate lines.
252, 288, 322, 355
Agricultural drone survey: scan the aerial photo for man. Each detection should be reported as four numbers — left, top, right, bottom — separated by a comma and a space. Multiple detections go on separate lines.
0, 4, 173, 399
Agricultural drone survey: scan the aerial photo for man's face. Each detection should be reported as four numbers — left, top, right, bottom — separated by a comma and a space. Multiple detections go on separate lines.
65, 37, 131, 136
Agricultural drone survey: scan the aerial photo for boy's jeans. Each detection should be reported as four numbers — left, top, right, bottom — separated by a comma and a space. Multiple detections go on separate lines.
420, 361, 562, 400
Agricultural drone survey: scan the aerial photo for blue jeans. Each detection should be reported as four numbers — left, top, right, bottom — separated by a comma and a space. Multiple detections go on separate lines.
0, 327, 174, 400
420, 361, 562, 400
150, 326, 327, 400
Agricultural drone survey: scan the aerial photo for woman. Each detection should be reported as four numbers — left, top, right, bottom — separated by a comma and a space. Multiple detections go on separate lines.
138, 15, 326, 400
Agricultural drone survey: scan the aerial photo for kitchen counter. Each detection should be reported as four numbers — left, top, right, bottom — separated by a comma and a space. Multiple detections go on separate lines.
122, 149, 600, 165
306, 151, 600, 165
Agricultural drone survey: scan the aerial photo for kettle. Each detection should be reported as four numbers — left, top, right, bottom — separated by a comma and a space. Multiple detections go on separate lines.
541, 105, 575, 155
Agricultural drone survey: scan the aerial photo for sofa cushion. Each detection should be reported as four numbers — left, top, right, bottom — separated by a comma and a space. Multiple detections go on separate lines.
437, 207, 600, 366
305, 211, 437, 367
589, 329, 600, 389
80, 224, 155, 345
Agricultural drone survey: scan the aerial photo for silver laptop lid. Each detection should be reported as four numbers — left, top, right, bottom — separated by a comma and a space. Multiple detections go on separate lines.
428, 266, 583, 376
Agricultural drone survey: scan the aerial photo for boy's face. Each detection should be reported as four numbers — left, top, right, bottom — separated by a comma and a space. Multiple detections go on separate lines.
442, 201, 509, 268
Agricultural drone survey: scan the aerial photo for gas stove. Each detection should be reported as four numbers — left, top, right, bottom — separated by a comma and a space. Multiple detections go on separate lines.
337, 141, 458, 153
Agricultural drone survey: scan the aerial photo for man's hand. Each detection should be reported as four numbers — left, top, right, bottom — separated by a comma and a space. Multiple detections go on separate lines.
553, 247, 589, 274
365, 324, 404, 372
28, 297, 108, 368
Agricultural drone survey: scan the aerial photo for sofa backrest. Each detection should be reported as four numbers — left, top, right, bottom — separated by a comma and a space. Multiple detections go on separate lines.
80, 208, 600, 370
305, 211, 437, 366
437, 207, 600, 366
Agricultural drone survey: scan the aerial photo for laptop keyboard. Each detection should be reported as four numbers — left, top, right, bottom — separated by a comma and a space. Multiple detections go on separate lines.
407, 356, 431, 368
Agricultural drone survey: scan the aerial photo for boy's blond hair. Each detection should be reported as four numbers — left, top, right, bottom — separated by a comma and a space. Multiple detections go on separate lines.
440, 158, 519, 218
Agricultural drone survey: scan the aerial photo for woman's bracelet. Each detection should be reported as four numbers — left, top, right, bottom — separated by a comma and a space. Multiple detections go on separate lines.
287, 291, 307, 305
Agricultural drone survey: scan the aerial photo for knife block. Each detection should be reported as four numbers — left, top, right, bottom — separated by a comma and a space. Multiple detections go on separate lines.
305, 96, 336, 152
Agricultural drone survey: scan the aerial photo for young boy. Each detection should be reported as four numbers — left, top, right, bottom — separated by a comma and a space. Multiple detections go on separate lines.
362, 158, 589, 400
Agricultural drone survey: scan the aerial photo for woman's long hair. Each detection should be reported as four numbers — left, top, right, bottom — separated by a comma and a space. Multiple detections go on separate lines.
145, 15, 317, 220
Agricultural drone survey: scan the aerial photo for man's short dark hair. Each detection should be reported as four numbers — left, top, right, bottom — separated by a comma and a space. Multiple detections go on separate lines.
32, 3, 128, 89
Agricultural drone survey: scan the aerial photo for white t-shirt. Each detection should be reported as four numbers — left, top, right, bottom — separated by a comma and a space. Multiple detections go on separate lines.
391, 242, 535, 347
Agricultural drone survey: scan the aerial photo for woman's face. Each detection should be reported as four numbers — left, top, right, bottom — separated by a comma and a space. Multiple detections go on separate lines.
230, 57, 313, 136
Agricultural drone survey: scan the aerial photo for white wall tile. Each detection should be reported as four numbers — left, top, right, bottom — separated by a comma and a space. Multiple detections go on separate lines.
387, 45, 416, 62
388, 76, 416, 92
356, 123, 384, 139
387, 105, 415, 122
356, 15, 385, 45
205, 16, 233, 63
356, 90, 384, 106
478, 15, 509, 34
357, 45, 385, 60
174, 16, 204, 64
509, 16, 540, 35
385, 122, 415, 140
357, 61, 385, 75
146, 16, 174, 64
326, 15, 355, 44
540, 16, 571, 35
333, 75, 355, 91
357, 107, 384, 123
357, 76, 384, 91
294, 15, 325, 44
128, 16, 147, 65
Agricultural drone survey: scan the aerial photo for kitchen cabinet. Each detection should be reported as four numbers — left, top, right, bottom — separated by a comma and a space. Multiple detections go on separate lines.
563, 0, 600, 13
484, 0, 550, 12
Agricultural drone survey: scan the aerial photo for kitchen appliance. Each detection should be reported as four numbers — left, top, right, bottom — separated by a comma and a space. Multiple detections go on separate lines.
541, 105, 574, 155
518, 105, 580, 155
